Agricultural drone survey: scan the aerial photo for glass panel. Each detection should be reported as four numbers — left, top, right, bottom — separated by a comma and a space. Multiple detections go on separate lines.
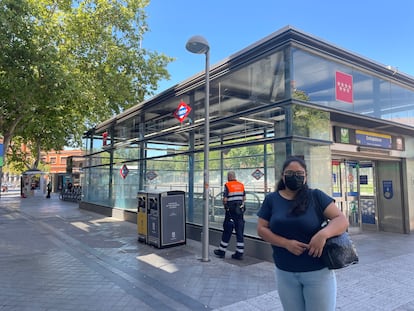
207, 144, 276, 237
359, 162, 376, 225
212, 50, 287, 118
343, 161, 360, 228
145, 143, 187, 159
361, 197, 376, 224
274, 141, 288, 184
348, 200, 359, 226
143, 95, 193, 139
292, 47, 414, 128
346, 161, 358, 196
82, 166, 110, 206
112, 162, 139, 210
332, 160, 342, 197
292, 104, 330, 140
199, 49, 287, 150
292, 142, 332, 192
113, 146, 139, 162
381, 83, 414, 126
359, 164, 374, 196
144, 156, 189, 192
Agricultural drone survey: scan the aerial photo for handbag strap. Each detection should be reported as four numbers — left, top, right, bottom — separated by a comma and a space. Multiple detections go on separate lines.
312, 189, 329, 227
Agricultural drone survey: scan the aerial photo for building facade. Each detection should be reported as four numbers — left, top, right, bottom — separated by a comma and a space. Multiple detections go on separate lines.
80, 26, 414, 256
1, 147, 83, 191
41, 149, 82, 175
40, 149, 83, 191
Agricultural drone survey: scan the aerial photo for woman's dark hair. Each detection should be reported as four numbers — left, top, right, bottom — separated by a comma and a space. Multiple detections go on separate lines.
276, 156, 309, 216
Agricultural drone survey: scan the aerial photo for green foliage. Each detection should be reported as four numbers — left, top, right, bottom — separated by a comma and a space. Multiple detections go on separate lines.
0, 0, 174, 170
292, 89, 310, 101
222, 145, 265, 169
291, 89, 330, 139
292, 104, 330, 139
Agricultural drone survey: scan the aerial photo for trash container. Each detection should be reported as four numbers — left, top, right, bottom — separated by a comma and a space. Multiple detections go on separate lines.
137, 191, 148, 243
147, 190, 186, 248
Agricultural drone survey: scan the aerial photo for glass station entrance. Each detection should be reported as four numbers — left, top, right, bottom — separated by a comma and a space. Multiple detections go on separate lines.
332, 158, 406, 233
332, 160, 377, 232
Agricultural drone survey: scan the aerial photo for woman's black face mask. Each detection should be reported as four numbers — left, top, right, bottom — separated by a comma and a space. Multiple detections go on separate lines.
284, 175, 305, 191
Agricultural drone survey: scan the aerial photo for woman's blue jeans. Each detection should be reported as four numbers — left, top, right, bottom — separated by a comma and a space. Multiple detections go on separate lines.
276, 267, 336, 311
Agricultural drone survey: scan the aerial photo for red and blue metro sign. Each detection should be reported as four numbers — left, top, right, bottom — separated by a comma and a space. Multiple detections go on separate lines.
174, 101, 191, 123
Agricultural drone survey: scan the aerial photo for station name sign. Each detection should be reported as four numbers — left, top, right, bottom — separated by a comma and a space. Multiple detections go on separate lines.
333, 127, 404, 151
355, 130, 391, 149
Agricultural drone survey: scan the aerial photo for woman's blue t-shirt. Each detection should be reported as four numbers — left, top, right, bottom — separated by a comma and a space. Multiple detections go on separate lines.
257, 188, 334, 272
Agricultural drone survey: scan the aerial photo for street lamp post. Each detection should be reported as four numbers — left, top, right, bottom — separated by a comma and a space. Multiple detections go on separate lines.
186, 35, 210, 262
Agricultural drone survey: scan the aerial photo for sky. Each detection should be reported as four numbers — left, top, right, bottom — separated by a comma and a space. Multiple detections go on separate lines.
143, 0, 414, 94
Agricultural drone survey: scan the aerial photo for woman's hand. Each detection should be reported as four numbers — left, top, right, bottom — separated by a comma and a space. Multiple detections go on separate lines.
285, 239, 309, 256
307, 231, 327, 258
257, 218, 309, 256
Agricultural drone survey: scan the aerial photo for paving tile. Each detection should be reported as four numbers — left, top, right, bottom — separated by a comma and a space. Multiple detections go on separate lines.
1, 195, 414, 310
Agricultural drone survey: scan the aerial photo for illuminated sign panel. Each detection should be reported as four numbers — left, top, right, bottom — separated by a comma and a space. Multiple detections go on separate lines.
355, 130, 392, 149
333, 127, 404, 151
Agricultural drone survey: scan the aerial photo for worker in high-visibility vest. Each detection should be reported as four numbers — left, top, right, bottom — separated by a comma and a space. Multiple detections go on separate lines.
214, 171, 246, 260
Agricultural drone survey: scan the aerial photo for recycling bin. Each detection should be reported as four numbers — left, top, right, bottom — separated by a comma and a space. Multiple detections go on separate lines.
147, 190, 186, 248
137, 191, 148, 243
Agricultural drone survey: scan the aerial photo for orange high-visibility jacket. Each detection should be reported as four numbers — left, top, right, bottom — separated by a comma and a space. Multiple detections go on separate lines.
224, 180, 245, 203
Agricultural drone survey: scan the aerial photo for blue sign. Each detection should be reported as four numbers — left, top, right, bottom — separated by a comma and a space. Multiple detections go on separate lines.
382, 180, 393, 199
359, 175, 368, 185
361, 198, 376, 224
355, 130, 392, 149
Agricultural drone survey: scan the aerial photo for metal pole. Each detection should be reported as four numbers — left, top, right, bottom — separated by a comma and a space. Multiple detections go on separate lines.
202, 49, 210, 262
185, 35, 210, 262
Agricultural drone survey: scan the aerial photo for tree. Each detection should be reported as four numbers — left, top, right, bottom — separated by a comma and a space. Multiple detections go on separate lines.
0, 0, 173, 171
292, 90, 330, 139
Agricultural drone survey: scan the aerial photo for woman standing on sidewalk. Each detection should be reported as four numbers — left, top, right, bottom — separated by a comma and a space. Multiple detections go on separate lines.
257, 156, 348, 311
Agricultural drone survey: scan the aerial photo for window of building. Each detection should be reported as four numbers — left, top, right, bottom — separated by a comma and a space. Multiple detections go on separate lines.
50, 157, 56, 164
61, 157, 67, 165
291, 47, 414, 128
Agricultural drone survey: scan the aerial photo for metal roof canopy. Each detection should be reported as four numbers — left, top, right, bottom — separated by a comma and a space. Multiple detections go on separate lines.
87, 26, 414, 145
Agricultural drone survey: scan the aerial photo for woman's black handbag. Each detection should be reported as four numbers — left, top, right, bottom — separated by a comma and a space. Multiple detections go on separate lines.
320, 228, 359, 269
312, 190, 359, 270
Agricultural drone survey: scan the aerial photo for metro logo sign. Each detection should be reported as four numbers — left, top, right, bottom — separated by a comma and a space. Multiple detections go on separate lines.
174, 101, 191, 123
120, 164, 129, 179
335, 71, 353, 104
251, 169, 264, 180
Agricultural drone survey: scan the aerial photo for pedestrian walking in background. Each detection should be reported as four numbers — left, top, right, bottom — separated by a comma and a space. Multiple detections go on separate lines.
46, 181, 52, 198
214, 171, 246, 260
257, 156, 349, 311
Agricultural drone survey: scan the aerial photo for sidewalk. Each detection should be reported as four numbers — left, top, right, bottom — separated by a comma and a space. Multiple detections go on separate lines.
1, 195, 414, 310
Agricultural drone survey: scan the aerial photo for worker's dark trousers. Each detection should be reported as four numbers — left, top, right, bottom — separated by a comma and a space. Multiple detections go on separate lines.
218, 206, 245, 254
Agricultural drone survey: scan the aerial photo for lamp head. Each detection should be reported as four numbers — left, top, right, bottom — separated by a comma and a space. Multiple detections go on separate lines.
186, 35, 210, 54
